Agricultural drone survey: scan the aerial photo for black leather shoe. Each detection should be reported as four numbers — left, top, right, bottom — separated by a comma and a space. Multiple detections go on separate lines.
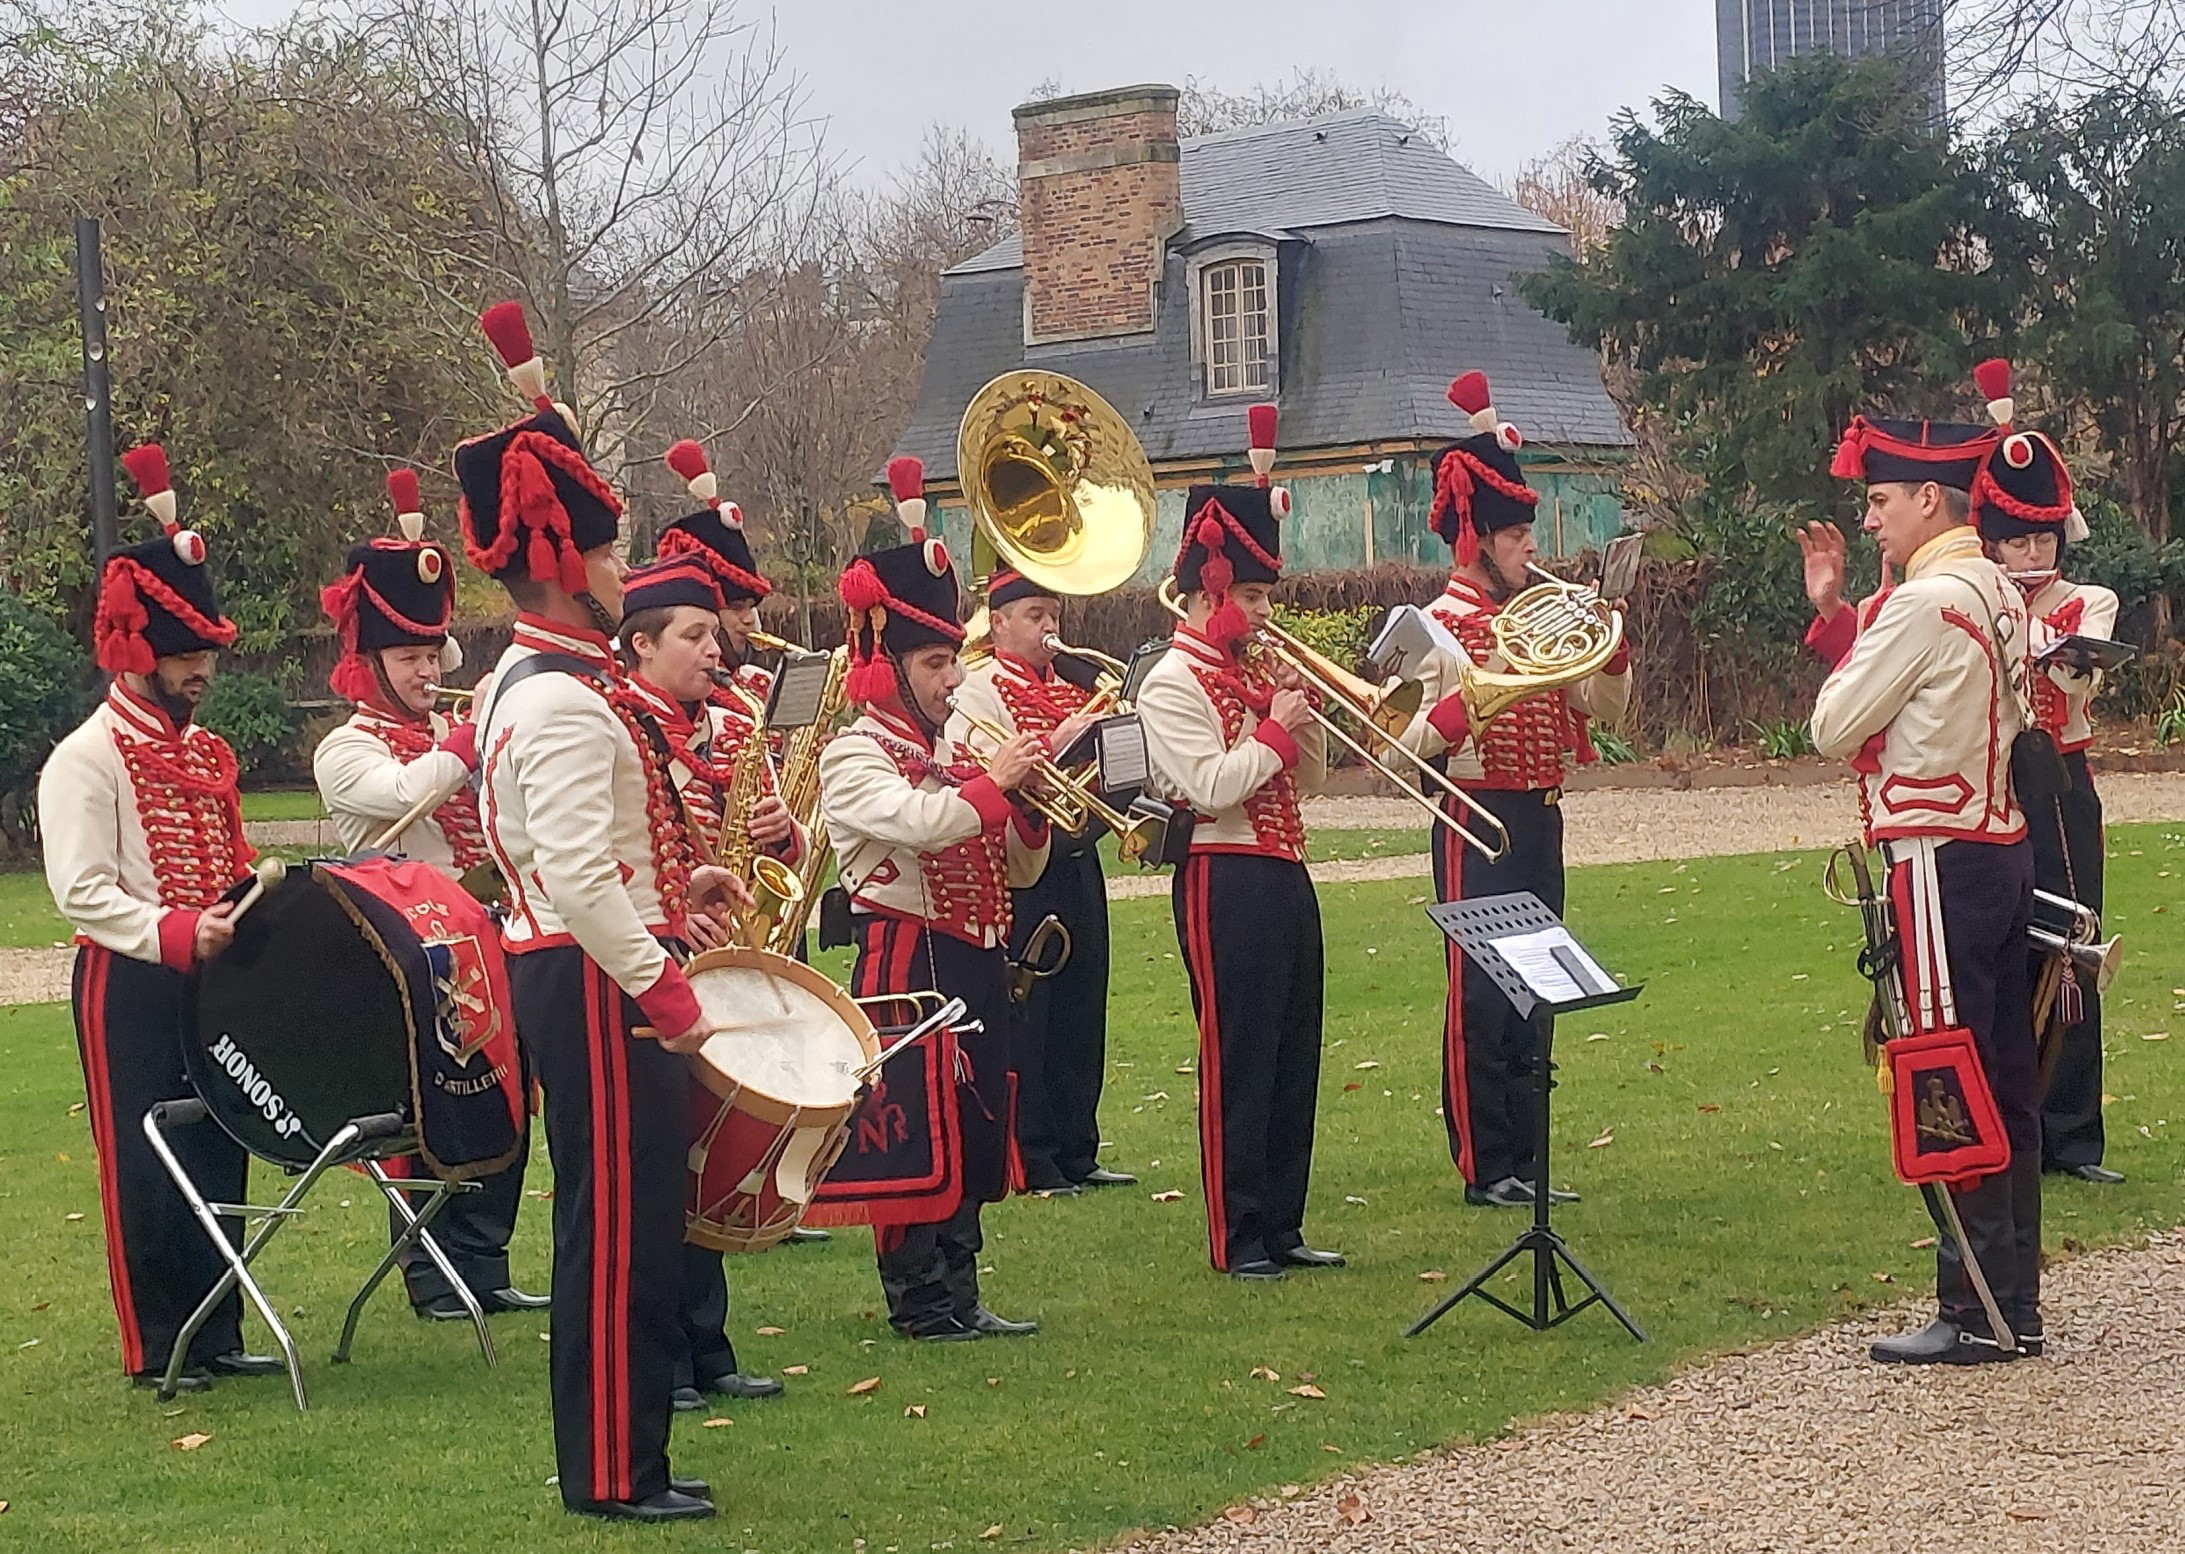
968, 1306, 1039, 1336
670, 1476, 710, 1500
1077, 1167, 1138, 1187
671, 1386, 707, 1412
898, 1317, 981, 1342
784, 1225, 832, 1244
481, 1285, 551, 1312
571, 1490, 716, 1522
204, 1350, 285, 1377
1870, 1318, 2020, 1365
1277, 1245, 1346, 1268
702, 1372, 785, 1399
1227, 1258, 1286, 1281
134, 1369, 211, 1393
1465, 1176, 1533, 1208
2053, 1162, 2125, 1184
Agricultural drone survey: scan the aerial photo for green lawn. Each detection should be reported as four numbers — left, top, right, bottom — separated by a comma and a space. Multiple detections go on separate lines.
1096, 825, 1427, 870
1, 831, 2181, 1552
0, 868, 67, 948
240, 790, 327, 823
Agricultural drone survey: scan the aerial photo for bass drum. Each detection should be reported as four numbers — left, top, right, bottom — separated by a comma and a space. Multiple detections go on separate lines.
683, 946, 879, 1252
193, 857, 523, 1176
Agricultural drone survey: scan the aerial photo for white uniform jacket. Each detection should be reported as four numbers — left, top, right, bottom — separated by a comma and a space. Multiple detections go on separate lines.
1134, 624, 1326, 860
476, 615, 699, 1034
312, 706, 474, 867
1394, 574, 1632, 789
1810, 528, 2030, 845
39, 681, 253, 971
818, 705, 1049, 949
2018, 575, 2120, 755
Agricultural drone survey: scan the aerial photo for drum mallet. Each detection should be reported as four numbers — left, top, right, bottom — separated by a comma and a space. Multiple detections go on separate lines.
226, 857, 289, 926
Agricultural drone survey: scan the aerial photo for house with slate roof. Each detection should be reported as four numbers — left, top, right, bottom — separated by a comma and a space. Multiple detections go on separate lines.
892, 83, 1632, 579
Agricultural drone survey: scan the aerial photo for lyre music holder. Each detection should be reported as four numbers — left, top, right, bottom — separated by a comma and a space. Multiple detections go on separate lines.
1408, 891, 1646, 1343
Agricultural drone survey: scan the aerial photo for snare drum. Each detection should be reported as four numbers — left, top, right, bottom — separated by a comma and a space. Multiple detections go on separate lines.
682, 946, 880, 1253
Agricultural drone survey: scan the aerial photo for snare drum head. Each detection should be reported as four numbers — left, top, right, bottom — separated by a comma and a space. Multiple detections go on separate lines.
687, 948, 878, 1115
193, 863, 416, 1168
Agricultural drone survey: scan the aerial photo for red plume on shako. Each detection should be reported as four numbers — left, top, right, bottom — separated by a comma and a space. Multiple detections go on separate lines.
889, 455, 949, 576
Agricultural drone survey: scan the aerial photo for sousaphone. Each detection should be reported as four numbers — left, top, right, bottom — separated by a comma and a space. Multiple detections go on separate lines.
955, 370, 1157, 645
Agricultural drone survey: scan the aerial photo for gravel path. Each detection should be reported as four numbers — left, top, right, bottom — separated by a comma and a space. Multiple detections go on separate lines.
1112, 1231, 2185, 1554
0, 947, 71, 1007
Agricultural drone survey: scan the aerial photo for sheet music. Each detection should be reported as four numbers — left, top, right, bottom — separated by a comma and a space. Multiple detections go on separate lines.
765, 652, 834, 729
1097, 716, 1149, 791
1490, 927, 1616, 1003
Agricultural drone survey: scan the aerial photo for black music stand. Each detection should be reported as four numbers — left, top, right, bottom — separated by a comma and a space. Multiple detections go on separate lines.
1407, 892, 1646, 1342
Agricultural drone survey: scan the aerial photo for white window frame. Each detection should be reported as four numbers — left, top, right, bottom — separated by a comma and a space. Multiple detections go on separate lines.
1187, 242, 1278, 400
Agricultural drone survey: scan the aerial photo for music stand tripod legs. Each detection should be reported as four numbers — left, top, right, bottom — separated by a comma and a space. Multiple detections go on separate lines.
1406, 1009, 1645, 1340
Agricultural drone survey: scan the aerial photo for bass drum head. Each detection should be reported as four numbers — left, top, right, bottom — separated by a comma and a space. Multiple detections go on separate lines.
192, 863, 419, 1169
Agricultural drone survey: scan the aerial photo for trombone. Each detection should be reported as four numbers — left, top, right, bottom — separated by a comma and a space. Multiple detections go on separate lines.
1040, 632, 1129, 715
946, 694, 1162, 863
1157, 578, 1511, 861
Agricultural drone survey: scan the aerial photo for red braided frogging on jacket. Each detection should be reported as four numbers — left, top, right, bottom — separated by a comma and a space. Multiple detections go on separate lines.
601, 684, 700, 933
112, 730, 253, 908
1187, 659, 1307, 861
367, 717, 492, 872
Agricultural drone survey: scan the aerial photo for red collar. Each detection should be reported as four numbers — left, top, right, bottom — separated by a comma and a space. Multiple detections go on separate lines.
108, 679, 186, 742
512, 611, 615, 669
1443, 573, 1499, 613
1169, 622, 1236, 669
865, 704, 932, 750
995, 650, 1053, 686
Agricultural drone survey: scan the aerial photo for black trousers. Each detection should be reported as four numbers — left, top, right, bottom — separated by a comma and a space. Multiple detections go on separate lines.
385, 1141, 529, 1308
673, 1244, 740, 1389
515, 946, 689, 1509
1888, 836, 2041, 1336
70, 945, 246, 1376
1171, 853, 1325, 1271
1431, 788, 1565, 1188
2030, 749, 2107, 1169
1009, 843, 1111, 1186
851, 916, 1016, 1333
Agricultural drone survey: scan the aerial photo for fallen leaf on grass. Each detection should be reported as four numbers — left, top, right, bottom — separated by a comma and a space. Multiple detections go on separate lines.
981, 1525, 1003, 1540
1221, 1506, 1256, 1526
846, 1376, 881, 1396
702, 1417, 732, 1428
755, 1325, 785, 1336
1337, 1493, 1371, 1525
172, 1433, 211, 1451
1342, 1082, 1362, 1092
63, 1213, 84, 1222
1418, 1270, 1447, 1282
1353, 1060, 1379, 1070
1871, 1271, 1892, 1283
1322, 1443, 1342, 1453
2141, 1032, 2169, 1042
66, 1102, 84, 1117
782, 1365, 809, 1376
2005, 1506, 2050, 1522
986, 1377, 1001, 1388
1910, 1237, 1938, 1250
1150, 1190, 1185, 1202
1588, 1129, 1615, 1149
1245, 1433, 1266, 1450
1250, 1366, 1280, 1381
1585, 1032, 1610, 1042
1288, 1384, 1327, 1400
903, 1404, 926, 1418
1698, 1103, 1722, 1114
1343, 1194, 1368, 1206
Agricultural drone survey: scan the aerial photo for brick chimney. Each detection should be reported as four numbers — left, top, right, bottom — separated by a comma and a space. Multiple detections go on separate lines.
1013, 84, 1183, 345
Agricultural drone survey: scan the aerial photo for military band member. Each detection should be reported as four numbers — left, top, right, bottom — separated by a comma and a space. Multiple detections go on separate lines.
815, 457, 1049, 1340
946, 572, 1132, 1194
1134, 407, 1340, 1281
1397, 373, 1631, 1209
312, 469, 547, 1320
613, 557, 794, 1408
1962, 362, 2122, 1185
39, 444, 280, 1391
458, 302, 745, 1521
1808, 394, 2042, 1364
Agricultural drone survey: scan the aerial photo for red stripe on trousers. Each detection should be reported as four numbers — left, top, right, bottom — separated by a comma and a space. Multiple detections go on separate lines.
581, 962, 622, 1503
1438, 817, 1478, 1184
1180, 857, 1230, 1270
79, 947, 145, 1374
605, 966, 633, 1501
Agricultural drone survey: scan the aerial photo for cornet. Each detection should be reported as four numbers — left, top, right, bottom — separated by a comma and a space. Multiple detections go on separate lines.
946, 694, 1162, 862
429, 685, 474, 707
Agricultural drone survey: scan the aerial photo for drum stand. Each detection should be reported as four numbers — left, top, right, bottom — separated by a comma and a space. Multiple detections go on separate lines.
144, 1098, 497, 1411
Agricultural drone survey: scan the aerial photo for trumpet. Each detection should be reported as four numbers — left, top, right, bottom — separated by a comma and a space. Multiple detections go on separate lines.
1156, 579, 1511, 861
946, 694, 1162, 863
2030, 889, 2121, 995
429, 685, 474, 707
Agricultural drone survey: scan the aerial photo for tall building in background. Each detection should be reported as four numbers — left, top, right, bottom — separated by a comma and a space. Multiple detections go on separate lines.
1716, 0, 1945, 123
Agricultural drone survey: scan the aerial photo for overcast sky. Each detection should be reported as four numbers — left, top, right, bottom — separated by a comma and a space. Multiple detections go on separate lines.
216, 1, 1720, 184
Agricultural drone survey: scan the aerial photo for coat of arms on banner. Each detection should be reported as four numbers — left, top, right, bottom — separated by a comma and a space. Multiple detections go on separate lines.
422, 934, 500, 1067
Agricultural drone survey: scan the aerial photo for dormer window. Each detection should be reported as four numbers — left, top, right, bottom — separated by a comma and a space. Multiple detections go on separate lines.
1188, 243, 1279, 399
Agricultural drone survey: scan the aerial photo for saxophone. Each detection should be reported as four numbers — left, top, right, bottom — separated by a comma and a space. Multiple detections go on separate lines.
708, 672, 806, 950
756, 642, 848, 955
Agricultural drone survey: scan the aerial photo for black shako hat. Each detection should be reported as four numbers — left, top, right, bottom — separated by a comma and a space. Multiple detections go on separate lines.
837, 456, 962, 704
94, 443, 238, 673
